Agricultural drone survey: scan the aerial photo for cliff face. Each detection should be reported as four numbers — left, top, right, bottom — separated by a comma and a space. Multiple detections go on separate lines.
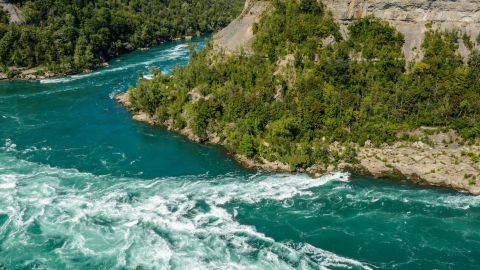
323, 0, 480, 60
214, 0, 480, 60
0, 0, 24, 24
213, 0, 270, 53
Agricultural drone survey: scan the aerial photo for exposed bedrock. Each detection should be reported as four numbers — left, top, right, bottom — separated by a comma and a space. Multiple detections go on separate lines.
0, 0, 24, 24
323, 0, 480, 61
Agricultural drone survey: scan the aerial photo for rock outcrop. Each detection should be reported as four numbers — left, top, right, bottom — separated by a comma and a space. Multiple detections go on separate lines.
213, 0, 480, 60
355, 130, 480, 195
115, 92, 202, 142
213, 0, 270, 53
323, 0, 480, 61
0, 0, 24, 24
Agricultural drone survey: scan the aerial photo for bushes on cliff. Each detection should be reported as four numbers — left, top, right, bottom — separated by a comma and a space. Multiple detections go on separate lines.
469, 50, 480, 89
129, 0, 480, 170
0, 9, 8, 25
397, 29, 480, 134
253, 0, 340, 61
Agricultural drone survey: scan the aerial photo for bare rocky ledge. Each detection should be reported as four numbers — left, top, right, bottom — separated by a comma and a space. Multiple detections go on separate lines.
0, 67, 58, 81
116, 92, 480, 195
0, 63, 110, 81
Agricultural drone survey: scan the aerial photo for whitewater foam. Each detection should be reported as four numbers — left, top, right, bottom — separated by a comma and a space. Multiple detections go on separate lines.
40, 44, 190, 85
4, 138, 16, 152
0, 174, 16, 189
142, 73, 154, 80
0, 153, 369, 269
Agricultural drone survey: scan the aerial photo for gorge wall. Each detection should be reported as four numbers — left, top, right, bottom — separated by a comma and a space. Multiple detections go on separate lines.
0, 0, 24, 24
323, 0, 480, 61
214, 0, 480, 61
213, 0, 269, 53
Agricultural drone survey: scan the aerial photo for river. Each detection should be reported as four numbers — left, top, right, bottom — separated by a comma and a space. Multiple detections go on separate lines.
0, 37, 479, 270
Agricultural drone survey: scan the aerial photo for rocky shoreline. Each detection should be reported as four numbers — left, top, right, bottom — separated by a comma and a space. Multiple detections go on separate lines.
0, 63, 111, 81
116, 92, 480, 195
0, 36, 198, 82
0, 67, 56, 81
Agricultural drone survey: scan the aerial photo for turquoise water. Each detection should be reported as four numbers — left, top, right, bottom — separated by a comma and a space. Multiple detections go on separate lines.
1, 38, 480, 270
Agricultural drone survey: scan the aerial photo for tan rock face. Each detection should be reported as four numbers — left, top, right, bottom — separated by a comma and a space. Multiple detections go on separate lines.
324, 0, 480, 23
213, 0, 270, 54
323, 0, 480, 61
355, 130, 480, 195
214, 0, 480, 60
0, 0, 24, 24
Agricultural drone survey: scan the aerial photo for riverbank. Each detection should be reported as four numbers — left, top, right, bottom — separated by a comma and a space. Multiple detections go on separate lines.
116, 92, 480, 195
0, 36, 196, 81
0, 62, 110, 81
0, 67, 56, 81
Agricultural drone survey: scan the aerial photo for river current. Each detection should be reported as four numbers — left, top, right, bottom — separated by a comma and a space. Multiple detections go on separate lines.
1, 38, 479, 270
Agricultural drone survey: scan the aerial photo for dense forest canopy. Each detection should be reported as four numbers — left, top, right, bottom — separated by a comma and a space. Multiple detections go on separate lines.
130, 0, 480, 170
0, 0, 244, 75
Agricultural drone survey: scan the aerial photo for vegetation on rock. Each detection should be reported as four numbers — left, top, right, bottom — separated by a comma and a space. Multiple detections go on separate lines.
129, 0, 480, 170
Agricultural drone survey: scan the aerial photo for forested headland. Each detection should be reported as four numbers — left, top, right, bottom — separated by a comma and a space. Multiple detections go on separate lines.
126, 0, 480, 186
0, 0, 244, 78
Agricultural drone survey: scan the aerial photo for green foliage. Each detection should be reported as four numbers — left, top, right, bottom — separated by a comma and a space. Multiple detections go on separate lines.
238, 135, 256, 158
129, 0, 480, 170
253, 0, 340, 61
348, 16, 404, 59
462, 32, 474, 50
0, 0, 243, 73
469, 178, 477, 186
0, 9, 9, 25
469, 50, 480, 89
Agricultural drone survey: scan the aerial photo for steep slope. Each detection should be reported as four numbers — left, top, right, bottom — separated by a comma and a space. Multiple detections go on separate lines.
323, 0, 480, 61
213, 0, 270, 53
0, 0, 23, 24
